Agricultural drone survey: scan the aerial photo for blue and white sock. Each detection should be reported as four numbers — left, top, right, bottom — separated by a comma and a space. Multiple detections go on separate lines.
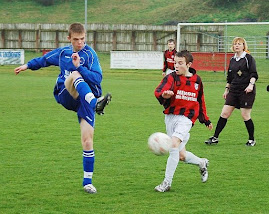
82, 150, 95, 186
74, 77, 97, 108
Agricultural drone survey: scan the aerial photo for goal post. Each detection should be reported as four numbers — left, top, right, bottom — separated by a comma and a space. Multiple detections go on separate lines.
176, 22, 269, 71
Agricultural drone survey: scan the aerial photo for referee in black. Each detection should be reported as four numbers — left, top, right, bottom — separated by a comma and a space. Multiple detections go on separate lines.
205, 37, 258, 146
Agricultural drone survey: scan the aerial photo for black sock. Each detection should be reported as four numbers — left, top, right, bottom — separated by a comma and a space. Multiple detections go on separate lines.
244, 119, 254, 140
214, 117, 227, 138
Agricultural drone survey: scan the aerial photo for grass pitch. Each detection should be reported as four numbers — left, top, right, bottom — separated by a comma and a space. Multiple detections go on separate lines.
0, 52, 268, 213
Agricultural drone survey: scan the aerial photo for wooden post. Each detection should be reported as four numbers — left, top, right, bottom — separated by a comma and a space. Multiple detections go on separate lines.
35, 24, 41, 52
1, 30, 5, 48
153, 31, 157, 51
112, 31, 117, 50
18, 30, 22, 49
197, 33, 201, 52
93, 31, 97, 50
56, 30, 59, 48
131, 31, 136, 51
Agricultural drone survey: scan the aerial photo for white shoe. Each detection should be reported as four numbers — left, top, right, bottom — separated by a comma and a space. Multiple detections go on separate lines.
84, 184, 97, 194
246, 140, 256, 146
155, 180, 171, 192
199, 158, 209, 183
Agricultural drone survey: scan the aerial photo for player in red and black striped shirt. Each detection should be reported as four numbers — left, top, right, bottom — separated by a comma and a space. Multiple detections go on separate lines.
154, 50, 213, 192
162, 39, 177, 76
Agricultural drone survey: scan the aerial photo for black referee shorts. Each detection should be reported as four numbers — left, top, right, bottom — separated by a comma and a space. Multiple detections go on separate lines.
225, 90, 256, 109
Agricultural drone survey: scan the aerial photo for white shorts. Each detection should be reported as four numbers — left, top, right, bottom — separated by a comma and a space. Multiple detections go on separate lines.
165, 114, 192, 150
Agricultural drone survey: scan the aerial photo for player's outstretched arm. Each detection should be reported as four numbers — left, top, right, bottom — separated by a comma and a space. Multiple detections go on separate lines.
14, 64, 28, 75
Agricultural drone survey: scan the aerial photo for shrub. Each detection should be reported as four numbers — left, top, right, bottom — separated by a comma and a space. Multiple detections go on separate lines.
36, 0, 54, 6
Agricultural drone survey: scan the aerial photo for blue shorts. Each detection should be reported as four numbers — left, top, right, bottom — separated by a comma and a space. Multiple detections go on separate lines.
54, 83, 95, 127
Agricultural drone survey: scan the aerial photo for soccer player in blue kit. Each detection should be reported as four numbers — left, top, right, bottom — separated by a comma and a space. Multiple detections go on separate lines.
14, 22, 111, 194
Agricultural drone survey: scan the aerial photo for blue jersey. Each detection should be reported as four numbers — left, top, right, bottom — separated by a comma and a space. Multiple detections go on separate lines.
27, 44, 102, 98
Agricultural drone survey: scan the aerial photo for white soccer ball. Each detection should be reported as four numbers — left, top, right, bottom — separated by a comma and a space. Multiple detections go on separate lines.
148, 132, 172, 155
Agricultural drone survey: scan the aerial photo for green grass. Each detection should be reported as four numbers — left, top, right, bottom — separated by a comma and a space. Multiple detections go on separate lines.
1, 0, 268, 25
227, 25, 269, 37
0, 52, 269, 213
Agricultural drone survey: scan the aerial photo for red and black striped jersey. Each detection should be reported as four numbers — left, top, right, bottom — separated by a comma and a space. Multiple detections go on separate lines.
163, 49, 177, 72
155, 68, 210, 125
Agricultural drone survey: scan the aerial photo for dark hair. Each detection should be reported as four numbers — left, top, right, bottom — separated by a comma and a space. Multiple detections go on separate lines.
167, 39, 175, 44
68, 23, 85, 37
176, 50, 193, 64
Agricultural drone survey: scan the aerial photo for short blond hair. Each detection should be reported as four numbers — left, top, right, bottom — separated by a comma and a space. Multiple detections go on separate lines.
231, 37, 248, 52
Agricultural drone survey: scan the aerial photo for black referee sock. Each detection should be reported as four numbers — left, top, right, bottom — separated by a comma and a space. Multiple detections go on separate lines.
214, 117, 228, 138
244, 119, 255, 140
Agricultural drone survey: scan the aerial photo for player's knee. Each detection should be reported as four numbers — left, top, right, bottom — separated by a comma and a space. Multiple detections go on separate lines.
82, 138, 93, 150
83, 139, 93, 146
220, 111, 231, 119
179, 152, 186, 161
171, 137, 181, 148
241, 113, 250, 121
70, 71, 81, 80
179, 155, 185, 161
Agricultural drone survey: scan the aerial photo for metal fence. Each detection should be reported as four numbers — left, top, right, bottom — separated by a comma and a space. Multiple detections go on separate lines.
218, 36, 269, 59
177, 22, 269, 59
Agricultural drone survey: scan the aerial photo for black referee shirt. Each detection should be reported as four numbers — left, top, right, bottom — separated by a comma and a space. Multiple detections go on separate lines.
227, 53, 258, 92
